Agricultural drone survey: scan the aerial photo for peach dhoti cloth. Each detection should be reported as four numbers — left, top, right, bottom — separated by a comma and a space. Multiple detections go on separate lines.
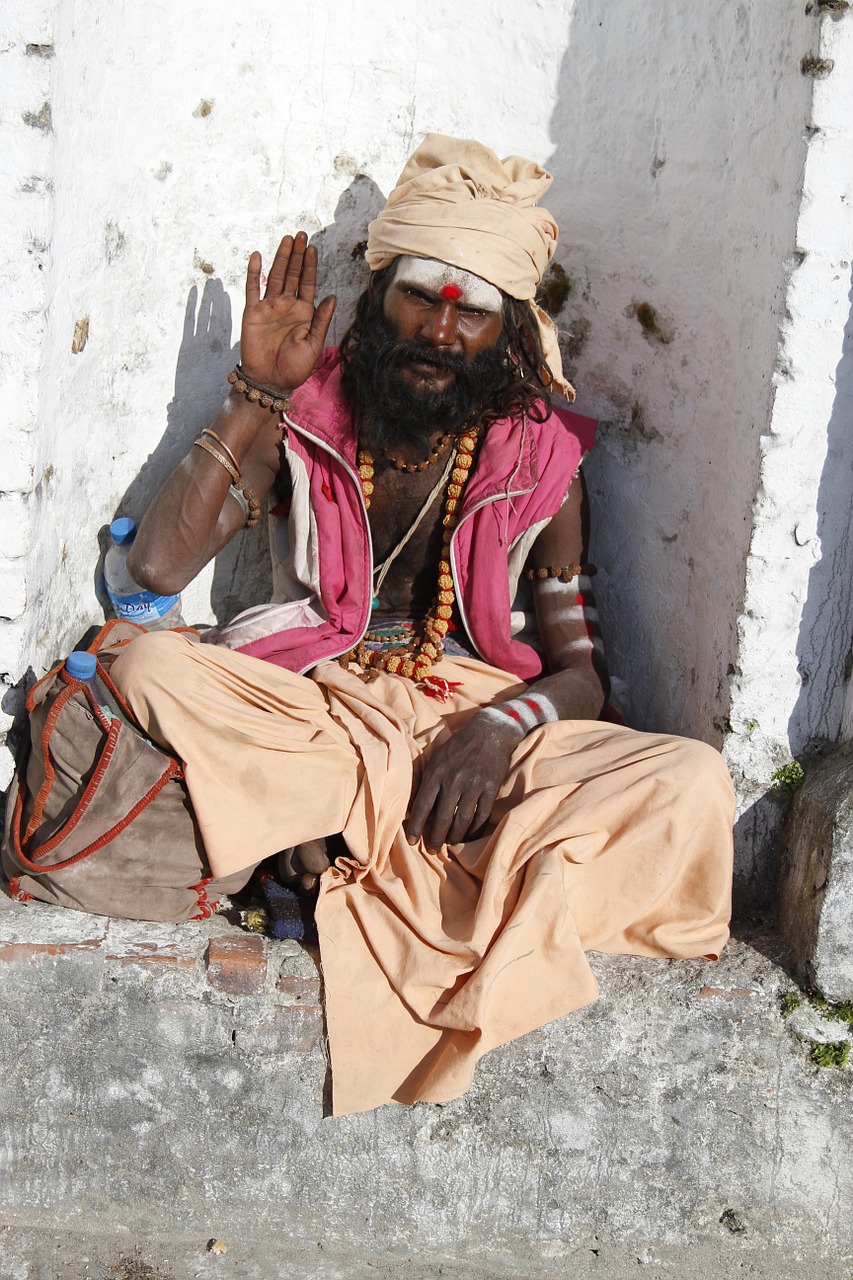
111, 630, 735, 1116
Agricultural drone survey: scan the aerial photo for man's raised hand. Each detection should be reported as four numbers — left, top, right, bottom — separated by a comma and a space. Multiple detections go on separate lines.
240, 232, 336, 394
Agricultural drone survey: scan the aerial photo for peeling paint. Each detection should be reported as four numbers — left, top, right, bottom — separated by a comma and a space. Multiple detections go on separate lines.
19, 175, 52, 194
22, 102, 52, 131
104, 223, 127, 262
71, 317, 89, 354
626, 301, 675, 345
559, 315, 590, 365
801, 54, 835, 75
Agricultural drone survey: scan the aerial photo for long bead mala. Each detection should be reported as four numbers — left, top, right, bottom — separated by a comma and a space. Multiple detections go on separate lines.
344, 426, 481, 687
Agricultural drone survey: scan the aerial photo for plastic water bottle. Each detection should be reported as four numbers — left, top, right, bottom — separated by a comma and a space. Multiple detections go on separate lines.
104, 517, 184, 630
65, 651, 124, 725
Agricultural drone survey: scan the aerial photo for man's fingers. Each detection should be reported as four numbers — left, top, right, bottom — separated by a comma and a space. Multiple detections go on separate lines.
265, 235, 294, 297
424, 787, 468, 852
309, 295, 337, 347
406, 773, 441, 844
245, 252, 263, 308
465, 789, 498, 841
296, 243, 318, 303
283, 230, 309, 295
443, 792, 481, 847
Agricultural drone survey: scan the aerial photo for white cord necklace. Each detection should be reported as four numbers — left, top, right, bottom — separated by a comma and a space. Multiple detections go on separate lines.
371, 450, 456, 609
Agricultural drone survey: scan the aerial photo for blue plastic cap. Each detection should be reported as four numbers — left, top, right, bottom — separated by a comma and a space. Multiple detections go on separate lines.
110, 517, 137, 546
65, 651, 97, 680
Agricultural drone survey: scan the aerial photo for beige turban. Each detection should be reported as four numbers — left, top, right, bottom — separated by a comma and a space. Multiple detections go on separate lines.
366, 133, 574, 401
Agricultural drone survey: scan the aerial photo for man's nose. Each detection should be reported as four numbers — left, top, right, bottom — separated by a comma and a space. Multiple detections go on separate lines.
420, 301, 458, 347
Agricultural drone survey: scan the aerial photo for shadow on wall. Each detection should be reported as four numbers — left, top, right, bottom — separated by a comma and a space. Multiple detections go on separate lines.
543, 1, 664, 734
788, 266, 853, 757
101, 176, 384, 627
540, 0, 808, 749
732, 795, 787, 917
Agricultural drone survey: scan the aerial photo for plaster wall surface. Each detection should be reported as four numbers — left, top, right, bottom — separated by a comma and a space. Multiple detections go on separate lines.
0, 0, 848, 899
549, 1, 812, 753
0, 0, 55, 787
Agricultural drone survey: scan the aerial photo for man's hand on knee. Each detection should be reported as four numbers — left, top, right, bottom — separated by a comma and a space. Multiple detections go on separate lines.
404, 716, 521, 853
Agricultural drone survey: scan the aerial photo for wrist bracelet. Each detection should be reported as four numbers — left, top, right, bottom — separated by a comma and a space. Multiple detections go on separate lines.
193, 437, 240, 484
480, 690, 560, 737
201, 428, 241, 475
228, 364, 291, 414
193, 437, 261, 529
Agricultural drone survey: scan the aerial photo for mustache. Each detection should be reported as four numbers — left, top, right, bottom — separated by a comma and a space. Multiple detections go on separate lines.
393, 342, 469, 373
342, 300, 510, 448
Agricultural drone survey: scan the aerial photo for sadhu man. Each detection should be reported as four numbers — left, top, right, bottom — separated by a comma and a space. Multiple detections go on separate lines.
112, 135, 735, 1115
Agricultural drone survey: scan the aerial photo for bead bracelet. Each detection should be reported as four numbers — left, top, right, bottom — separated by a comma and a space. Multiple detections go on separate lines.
227, 364, 291, 414
523, 563, 596, 583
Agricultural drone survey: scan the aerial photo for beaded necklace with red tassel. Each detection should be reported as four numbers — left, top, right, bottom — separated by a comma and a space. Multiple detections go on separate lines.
341, 425, 481, 698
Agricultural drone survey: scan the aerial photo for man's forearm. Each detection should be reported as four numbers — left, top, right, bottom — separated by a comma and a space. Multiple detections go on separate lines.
127, 393, 275, 596
478, 667, 606, 740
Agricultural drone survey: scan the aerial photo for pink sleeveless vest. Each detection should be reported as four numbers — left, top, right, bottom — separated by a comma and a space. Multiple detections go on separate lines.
219, 349, 595, 681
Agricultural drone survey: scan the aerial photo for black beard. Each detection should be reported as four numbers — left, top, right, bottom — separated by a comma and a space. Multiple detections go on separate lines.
346, 309, 509, 451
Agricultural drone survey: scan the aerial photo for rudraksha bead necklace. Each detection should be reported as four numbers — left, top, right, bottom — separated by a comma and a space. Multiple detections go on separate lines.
383, 432, 454, 474
345, 426, 481, 687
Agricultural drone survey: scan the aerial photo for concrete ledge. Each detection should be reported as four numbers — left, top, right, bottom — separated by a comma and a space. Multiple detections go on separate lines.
0, 891, 850, 1277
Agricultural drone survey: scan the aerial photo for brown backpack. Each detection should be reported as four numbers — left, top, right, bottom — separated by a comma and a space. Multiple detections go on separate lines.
2, 620, 252, 921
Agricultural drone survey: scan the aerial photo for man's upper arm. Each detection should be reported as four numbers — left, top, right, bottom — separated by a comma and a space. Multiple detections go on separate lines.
527, 471, 608, 692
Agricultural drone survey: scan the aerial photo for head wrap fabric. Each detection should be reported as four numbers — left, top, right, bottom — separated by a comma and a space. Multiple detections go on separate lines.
366, 133, 575, 401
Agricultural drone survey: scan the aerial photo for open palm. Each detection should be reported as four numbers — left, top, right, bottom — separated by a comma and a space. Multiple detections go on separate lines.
240, 231, 336, 393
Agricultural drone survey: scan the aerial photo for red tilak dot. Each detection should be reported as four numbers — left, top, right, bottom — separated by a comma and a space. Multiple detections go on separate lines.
440, 283, 463, 301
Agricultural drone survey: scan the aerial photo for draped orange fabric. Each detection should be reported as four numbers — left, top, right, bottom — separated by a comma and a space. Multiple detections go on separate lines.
113, 632, 735, 1116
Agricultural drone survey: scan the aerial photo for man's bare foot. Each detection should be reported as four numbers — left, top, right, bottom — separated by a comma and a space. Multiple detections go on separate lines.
278, 838, 331, 895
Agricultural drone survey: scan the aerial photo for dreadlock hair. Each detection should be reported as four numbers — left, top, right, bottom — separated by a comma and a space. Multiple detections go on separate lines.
339, 264, 554, 427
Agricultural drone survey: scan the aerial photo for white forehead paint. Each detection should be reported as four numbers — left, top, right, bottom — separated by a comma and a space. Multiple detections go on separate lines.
393, 256, 503, 313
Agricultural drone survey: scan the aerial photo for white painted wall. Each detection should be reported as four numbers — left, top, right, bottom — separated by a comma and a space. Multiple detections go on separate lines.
1, 0, 54, 787
1, 0, 851, 898
724, 10, 853, 892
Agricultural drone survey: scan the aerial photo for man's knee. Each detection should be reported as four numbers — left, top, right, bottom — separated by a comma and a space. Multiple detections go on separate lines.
110, 629, 195, 704
662, 735, 735, 811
